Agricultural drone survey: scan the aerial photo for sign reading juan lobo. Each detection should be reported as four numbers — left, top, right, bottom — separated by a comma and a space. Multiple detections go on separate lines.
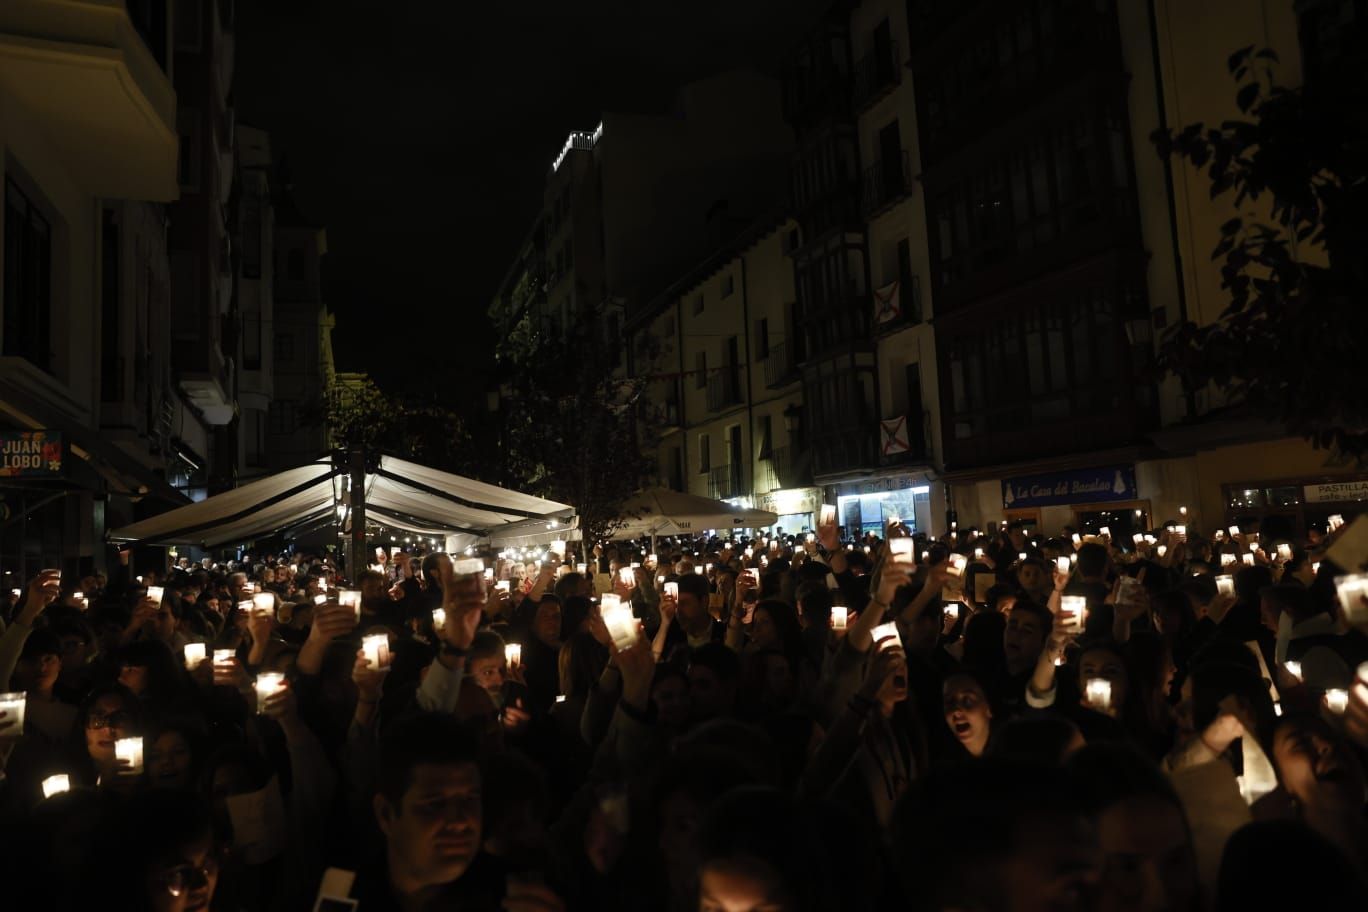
1002, 465, 1136, 509
0, 430, 64, 478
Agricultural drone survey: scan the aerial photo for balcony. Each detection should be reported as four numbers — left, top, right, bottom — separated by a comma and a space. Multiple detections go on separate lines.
767, 445, 811, 490
861, 150, 914, 219
709, 463, 743, 501
853, 40, 901, 112
764, 341, 800, 389
811, 427, 879, 480
0, 1, 177, 200
707, 368, 742, 413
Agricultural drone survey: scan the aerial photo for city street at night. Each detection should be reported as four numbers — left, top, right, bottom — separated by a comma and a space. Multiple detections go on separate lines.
1, 1, 1367, 910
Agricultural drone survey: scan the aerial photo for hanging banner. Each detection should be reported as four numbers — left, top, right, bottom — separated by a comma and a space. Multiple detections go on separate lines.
873, 280, 901, 325
0, 430, 64, 478
880, 416, 910, 456
1002, 465, 1137, 509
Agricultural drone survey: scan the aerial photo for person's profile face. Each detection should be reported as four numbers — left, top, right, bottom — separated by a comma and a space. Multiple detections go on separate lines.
1272, 718, 1365, 807
146, 836, 219, 912
119, 664, 150, 696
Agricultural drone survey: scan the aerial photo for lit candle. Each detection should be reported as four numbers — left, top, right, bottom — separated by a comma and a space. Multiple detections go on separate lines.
601, 602, 638, 651
619, 568, 637, 587
0, 691, 25, 732
663, 582, 679, 600
1017, 551, 1027, 561
1174, 525, 1186, 536
1059, 596, 1088, 634
1276, 543, 1292, 561
338, 590, 362, 619
1085, 678, 1113, 712
1284, 660, 1302, 680
576, 563, 588, 574
213, 649, 235, 667
504, 643, 522, 667
1215, 575, 1235, 596
831, 606, 848, 630
1071, 533, 1082, 545
183, 643, 206, 670
1228, 525, 1240, 537
41, 774, 70, 798
1248, 541, 1259, 553
115, 736, 144, 774
694, 566, 704, 575
870, 622, 902, 651
1334, 573, 1368, 626
1157, 545, 1168, 558
146, 586, 164, 605
973, 547, 984, 559
1099, 526, 1111, 537
1132, 533, 1144, 545
254, 672, 286, 712
1325, 689, 1349, 714
313, 593, 328, 606
252, 592, 274, 617
361, 634, 391, 670
432, 607, 446, 629
948, 554, 968, 576
555, 694, 567, 704
495, 580, 511, 593
1220, 553, 1236, 567
1179, 506, 1187, 516
1056, 556, 1070, 573
1241, 554, 1255, 566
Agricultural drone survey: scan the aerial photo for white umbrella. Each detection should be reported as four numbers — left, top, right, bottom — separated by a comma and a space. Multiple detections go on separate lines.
611, 487, 777, 539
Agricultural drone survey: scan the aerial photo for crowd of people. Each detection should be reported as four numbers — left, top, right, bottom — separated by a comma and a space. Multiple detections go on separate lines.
1, 512, 1367, 911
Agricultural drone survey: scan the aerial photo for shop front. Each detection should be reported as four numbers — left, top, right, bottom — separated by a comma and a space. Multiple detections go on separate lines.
754, 487, 821, 536
831, 474, 934, 538
999, 465, 1152, 540
1224, 476, 1368, 540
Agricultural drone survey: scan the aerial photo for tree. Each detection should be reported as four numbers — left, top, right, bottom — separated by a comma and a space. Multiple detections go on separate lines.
1152, 46, 1368, 458
490, 274, 656, 555
315, 376, 471, 471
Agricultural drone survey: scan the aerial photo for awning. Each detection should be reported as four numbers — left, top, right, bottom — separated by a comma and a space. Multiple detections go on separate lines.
107, 454, 575, 549
611, 487, 778, 539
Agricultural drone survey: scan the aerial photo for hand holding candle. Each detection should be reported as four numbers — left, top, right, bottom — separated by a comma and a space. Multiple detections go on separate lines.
362, 634, 392, 670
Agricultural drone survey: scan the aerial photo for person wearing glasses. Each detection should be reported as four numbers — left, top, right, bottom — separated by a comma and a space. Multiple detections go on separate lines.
77, 683, 144, 788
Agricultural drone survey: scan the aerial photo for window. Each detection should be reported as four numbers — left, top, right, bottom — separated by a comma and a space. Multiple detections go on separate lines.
721, 274, 735, 297
268, 400, 297, 435
246, 408, 266, 467
698, 434, 711, 473
692, 293, 704, 315
695, 351, 707, 389
756, 317, 770, 359
287, 248, 305, 281
3, 177, 53, 372
275, 332, 294, 364
177, 110, 199, 192
758, 414, 773, 459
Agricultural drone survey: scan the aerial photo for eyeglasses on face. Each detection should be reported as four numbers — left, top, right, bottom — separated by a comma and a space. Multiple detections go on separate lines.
156, 856, 221, 897
85, 710, 132, 730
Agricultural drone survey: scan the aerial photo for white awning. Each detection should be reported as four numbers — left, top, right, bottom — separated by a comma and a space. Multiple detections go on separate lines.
610, 487, 778, 539
107, 455, 575, 549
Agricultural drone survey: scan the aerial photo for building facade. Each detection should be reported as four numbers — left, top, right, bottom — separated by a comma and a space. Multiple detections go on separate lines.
234, 123, 275, 480
0, 0, 183, 578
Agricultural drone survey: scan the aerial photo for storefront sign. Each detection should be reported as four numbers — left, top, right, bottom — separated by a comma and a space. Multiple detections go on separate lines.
0, 430, 63, 477
756, 487, 821, 517
1002, 465, 1136, 509
1304, 480, 1368, 503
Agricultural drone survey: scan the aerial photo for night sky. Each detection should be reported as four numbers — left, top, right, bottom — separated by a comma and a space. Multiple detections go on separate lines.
234, 0, 823, 407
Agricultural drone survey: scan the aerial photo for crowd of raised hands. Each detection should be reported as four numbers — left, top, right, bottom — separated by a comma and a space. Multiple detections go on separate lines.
1, 511, 1367, 911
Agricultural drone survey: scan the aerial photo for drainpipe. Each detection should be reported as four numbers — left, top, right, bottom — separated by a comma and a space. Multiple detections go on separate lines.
1147, 0, 1197, 420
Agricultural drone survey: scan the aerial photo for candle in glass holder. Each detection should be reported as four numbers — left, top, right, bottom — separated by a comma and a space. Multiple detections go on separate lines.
1071, 533, 1082, 546
1276, 543, 1293, 561
1215, 575, 1235, 596
115, 737, 144, 774
948, 554, 968, 576
1099, 526, 1112, 537
694, 566, 704, 575
1220, 553, 1236, 568
601, 602, 638, 651
1157, 546, 1168, 558
1228, 525, 1240, 537
235, 600, 254, 618
213, 649, 235, 667
1241, 553, 1255, 567
870, 622, 902, 651
495, 580, 511, 594
41, 774, 70, 798
1017, 551, 1028, 561
337, 590, 362, 619
432, 607, 446, 629
1334, 573, 1368, 626
146, 586, 165, 605
362, 634, 391, 670
1173, 525, 1186, 536
1059, 596, 1088, 634
254, 673, 286, 712
314, 593, 328, 606
663, 582, 679, 600
1132, 533, 1145, 546
829, 606, 849, 631
889, 539, 914, 561
1284, 660, 1302, 680
973, 547, 984, 560
1055, 557, 1070, 573
183, 643, 207, 670
618, 567, 636, 587
504, 643, 522, 667
0, 691, 25, 732
1084, 678, 1113, 712
252, 592, 274, 617
1325, 689, 1349, 714
576, 563, 588, 575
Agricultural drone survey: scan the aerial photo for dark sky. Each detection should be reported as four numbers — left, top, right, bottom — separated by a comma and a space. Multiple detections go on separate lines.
234, 0, 822, 403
